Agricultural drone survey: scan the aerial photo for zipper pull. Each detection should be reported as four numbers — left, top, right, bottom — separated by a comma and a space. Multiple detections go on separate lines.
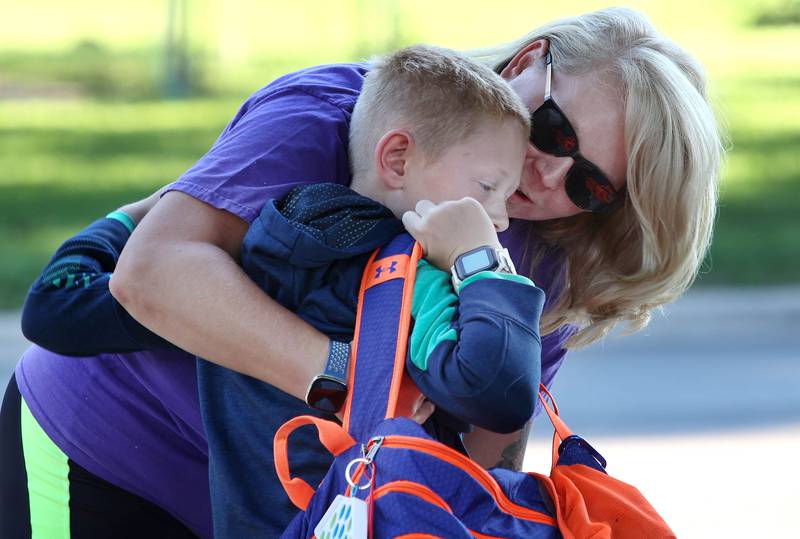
363, 436, 384, 464
346, 436, 383, 494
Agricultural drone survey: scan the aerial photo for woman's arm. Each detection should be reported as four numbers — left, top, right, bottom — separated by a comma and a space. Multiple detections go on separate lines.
110, 191, 329, 399
463, 423, 532, 470
107, 67, 362, 399
21, 190, 177, 355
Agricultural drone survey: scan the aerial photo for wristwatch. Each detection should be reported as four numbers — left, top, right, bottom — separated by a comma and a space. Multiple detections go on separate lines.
305, 340, 351, 414
451, 245, 516, 290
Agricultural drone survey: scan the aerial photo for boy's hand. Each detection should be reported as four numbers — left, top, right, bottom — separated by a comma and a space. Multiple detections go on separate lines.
116, 186, 169, 226
402, 197, 502, 271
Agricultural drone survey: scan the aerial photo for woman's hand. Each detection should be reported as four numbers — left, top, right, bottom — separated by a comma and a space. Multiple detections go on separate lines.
402, 197, 502, 271
116, 187, 169, 226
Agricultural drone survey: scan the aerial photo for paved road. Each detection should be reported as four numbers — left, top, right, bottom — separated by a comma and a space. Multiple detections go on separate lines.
538, 285, 800, 436
2, 286, 799, 537
0, 311, 29, 386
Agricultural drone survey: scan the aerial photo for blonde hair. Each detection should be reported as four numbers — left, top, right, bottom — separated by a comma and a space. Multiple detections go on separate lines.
471, 7, 723, 348
349, 44, 530, 179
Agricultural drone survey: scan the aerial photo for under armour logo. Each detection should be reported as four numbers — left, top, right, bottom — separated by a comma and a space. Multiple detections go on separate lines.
374, 261, 398, 279
365, 255, 409, 290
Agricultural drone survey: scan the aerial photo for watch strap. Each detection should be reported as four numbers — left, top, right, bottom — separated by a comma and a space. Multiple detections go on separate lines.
493, 247, 516, 275
304, 340, 351, 412
322, 340, 350, 382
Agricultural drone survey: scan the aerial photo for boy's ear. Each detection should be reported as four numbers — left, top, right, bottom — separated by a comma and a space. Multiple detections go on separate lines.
374, 129, 414, 190
500, 38, 549, 80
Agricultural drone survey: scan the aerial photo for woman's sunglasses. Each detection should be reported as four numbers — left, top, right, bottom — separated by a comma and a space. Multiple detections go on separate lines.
529, 52, 622, 212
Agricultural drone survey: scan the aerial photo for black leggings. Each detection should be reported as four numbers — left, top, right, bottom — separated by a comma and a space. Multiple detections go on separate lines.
0, 374, 199, 538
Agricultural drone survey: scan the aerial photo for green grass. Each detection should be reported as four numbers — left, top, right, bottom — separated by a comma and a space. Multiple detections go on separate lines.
696, 58, 800, 284
0, 3, 798, 308
0, 99, 239, 308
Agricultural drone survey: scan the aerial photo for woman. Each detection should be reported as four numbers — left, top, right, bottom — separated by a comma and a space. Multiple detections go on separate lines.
1, 7, 721, 538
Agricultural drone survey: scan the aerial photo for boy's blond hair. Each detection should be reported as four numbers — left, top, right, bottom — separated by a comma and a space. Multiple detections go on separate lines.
349, 45, 530, 180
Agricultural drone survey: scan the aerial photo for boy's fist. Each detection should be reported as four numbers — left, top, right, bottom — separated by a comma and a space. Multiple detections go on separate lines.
402, 197, 502, 271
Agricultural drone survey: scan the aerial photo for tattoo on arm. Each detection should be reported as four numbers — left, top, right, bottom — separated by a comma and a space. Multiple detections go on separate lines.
492, 420, 532, 471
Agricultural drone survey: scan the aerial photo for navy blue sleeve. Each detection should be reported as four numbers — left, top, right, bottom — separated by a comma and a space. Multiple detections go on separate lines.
407, 277, 544, 434
20, 217, 176, 355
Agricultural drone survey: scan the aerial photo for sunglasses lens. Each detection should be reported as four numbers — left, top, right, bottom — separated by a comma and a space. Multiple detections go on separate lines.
532, 100, 621, 212
531, 102, 578, 157
566, 163, 619, 212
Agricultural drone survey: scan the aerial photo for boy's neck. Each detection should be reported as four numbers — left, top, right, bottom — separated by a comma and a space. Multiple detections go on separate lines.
350, 174, 398, 216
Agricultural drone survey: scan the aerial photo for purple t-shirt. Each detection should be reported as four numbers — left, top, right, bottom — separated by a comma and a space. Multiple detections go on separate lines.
16, 62, 573, 537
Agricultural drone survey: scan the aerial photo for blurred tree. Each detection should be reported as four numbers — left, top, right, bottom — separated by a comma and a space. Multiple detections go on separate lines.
164, 0, 191, 98
753, 0, 800, 26
353, 0, 407, 59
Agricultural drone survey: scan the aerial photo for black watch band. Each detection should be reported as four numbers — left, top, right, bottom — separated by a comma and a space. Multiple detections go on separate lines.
305, 340, 350, 413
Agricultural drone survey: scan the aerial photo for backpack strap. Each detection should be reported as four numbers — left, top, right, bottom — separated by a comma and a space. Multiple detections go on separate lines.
341, 232, 423, 441
273, 233, 421, 511
274, 415, 357, 510
537, 384, 575, 471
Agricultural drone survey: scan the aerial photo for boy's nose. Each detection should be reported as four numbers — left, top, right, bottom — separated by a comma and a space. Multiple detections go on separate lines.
491, 209, 510, 232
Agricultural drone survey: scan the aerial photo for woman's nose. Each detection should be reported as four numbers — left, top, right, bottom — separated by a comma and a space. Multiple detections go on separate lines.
526, 142, 573, 190
545, 159, 573, 190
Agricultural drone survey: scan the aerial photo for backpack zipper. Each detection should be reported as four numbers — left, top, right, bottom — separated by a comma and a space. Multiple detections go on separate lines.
373, 480, 531, 539
377, 435, 555, 526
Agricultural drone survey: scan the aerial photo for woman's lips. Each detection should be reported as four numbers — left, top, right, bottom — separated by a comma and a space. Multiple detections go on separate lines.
510, 190, 533, 204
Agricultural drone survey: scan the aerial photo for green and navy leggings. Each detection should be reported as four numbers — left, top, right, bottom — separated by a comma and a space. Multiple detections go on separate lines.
0, 374, 198, 538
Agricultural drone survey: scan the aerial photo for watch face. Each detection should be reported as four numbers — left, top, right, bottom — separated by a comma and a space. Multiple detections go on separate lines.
308, 378, 348, 414
462, 249, 492, 274
456, 246, 498, 280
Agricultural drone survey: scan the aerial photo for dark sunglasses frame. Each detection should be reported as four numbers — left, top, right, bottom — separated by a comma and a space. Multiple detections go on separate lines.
529, 52, 623, 212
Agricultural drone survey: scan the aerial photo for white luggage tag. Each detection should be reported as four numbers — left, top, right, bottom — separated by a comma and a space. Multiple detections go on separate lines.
314, 494, 368, 539
315, 437, 384, 539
